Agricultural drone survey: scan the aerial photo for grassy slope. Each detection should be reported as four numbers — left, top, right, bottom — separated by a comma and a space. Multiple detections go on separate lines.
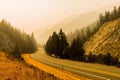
84, 18, 120, 58
0, 52, 60, 80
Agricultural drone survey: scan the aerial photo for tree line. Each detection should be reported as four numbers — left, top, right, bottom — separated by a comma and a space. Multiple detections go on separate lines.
45, 29, 85, 61
45, 6, 120, 67
45, 29, 69, 58
0, 19, 37, 57
89, 6, 120, 39
45, 29, 120, 67
99, 6, 120, 26
87, 52, 119, 67
68, 6, 120, 45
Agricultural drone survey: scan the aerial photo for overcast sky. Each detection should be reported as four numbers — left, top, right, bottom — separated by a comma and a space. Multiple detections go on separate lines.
0, 0, 119, 33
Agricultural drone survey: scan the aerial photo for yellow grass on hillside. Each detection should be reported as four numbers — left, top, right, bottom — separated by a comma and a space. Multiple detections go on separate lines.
84, 18, 120, 57
0, 52, 61, 80
22, 54, 91, 80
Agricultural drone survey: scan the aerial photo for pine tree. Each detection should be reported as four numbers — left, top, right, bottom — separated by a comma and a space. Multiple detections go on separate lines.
70, 34, 85, 61
99, 13, 105, 25
29, 33, 37, 52
63, 46, 71, 59
118, 6, 120, 18
113, 6, 118, 20
0, 19, 37, 56
104, 11, 110, 22
104, 53, 111, 65
86, 26, 92, 40
58, 29, 69, 57
45, 36, 53, 55
51, 32, 59, 56
45, 29, 69, 58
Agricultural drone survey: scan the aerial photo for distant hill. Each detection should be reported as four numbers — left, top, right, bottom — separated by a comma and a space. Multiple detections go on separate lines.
36, 11, 99, 44
84, 18, 120, 58
35, 3, 120, 44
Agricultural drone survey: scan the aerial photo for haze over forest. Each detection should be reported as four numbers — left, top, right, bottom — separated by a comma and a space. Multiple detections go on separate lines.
0, 0, 120, 34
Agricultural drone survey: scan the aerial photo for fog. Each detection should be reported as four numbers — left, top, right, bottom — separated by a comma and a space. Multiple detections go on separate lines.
0, 0, 119, 33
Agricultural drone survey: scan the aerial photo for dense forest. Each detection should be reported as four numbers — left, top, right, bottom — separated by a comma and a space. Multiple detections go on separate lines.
0, 19, 37, 57
45, 29, 69, 58
68, 6, 120, 45
45, 6, 120, 67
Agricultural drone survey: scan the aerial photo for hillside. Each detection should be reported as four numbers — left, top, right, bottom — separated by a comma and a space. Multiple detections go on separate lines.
35, 3, 120, 44
0, 19, 38, 57
0, 52, 60, 80
36, 12, 98, 44
0, 20, 60, 80
84, 18, 120, 58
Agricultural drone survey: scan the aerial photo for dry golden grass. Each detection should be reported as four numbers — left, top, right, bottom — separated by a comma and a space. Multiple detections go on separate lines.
22, 54, 91, 80
84, 18, 120, 57
0, 52, 61, 80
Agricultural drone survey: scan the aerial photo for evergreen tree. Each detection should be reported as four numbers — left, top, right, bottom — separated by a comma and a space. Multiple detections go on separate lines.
99, 13, 105, 25
45, 29, 68, 58
63, 46, 71, 59
25, 33, 37, 53
70, 38, 79, 60
104, 11, 110, 22
118, 6, 120, 18
87, 52, 96, 63
113, 6, 118, 20
86, 26, 92, 40
58, 29, 69, 57
96, 54, 104, 64
0, 19, 37, 56
70, 35, 85, 61
45, 36, 52, 55
51, 32, 59, 55
104, 53, 111, 65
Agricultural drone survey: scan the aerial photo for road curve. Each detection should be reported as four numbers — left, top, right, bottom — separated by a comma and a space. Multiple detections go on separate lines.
31, 48, 120, 80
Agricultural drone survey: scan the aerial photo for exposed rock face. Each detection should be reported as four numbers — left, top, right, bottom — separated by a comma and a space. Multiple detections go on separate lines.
84, 19, 120, 58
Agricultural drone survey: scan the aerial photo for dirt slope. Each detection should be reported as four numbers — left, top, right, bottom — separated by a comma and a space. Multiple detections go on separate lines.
0, 52, 60, 80
84, 18, 120, 58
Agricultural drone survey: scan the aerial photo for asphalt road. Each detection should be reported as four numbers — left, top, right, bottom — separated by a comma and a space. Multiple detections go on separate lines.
31, 48, 120, 80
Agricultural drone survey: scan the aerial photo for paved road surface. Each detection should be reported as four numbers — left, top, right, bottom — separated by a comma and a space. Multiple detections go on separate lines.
31, 48, 120, 80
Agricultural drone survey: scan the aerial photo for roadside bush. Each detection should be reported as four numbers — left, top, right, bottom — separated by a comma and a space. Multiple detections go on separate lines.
116, 62, 120, 68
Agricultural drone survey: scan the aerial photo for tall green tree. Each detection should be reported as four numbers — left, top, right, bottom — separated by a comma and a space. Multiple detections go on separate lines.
58, 29, 69, 57
104, 11, 110, 22
45, 36, 53, 55
104, 53, 111, 65
45, 29, 68, 58
70, 35, 85, 61
51, 32, 59, 55
113, 6, 118, 20
118, 6, 120, 18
